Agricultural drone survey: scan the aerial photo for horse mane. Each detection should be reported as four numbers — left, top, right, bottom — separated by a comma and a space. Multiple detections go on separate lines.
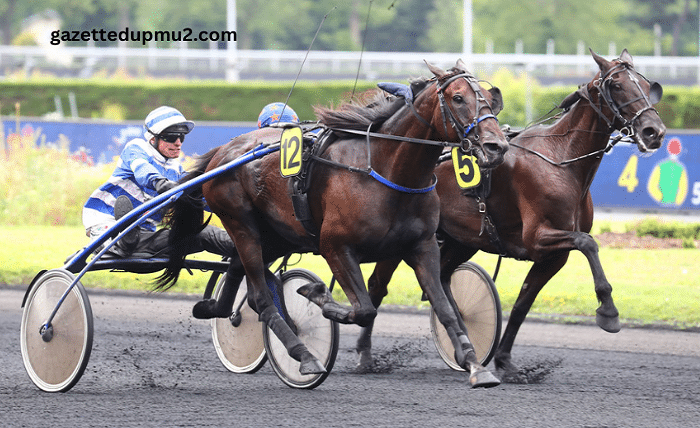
314, 89, 406, 130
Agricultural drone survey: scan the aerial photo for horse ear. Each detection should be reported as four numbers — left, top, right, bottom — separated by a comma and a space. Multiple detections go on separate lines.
425, 60, 446, 78
455, 58, 468, 72
589, 48, 609, 71
619, 49, 633, 66
649, 81, 663, 104
488, 87, 504, 115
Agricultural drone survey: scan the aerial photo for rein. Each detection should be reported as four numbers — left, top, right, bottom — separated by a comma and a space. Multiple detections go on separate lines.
312, 72, 498, 194
509, 60, 658, 167
310, 125, 439, 194
509, 133, 632, 167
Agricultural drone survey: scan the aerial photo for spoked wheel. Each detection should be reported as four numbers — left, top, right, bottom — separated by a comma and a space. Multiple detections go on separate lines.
211, 274, 267, 373
20, 269, 93, 392
263, 269, 339, 389
430, 261, 502, 370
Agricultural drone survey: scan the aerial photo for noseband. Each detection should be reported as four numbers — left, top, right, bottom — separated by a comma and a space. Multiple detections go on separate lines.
435, 73, 499, 152
588, 61, 660, 140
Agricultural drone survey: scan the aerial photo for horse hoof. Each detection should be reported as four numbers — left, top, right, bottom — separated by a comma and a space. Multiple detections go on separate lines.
192, 299, 231, 320
596, 312, 621, 333
469, 367, 501, 388
357, 350, 373, 370
296, 282, 331, 306
299, 357, 326, 375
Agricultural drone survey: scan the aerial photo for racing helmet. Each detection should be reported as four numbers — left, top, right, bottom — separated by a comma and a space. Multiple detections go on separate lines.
143, 106, 195, 140
257, 102, 299, 128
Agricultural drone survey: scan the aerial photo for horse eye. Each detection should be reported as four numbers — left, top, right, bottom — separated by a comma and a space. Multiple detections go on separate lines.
452, 94, 464, 103
611, 83, 622, 91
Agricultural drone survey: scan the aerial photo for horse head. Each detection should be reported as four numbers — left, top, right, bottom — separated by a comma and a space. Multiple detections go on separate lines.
424, 59, 509, 169
590, 48, 666, 152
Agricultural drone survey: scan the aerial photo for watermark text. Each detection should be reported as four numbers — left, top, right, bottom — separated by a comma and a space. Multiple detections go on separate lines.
50, 28, 236, 46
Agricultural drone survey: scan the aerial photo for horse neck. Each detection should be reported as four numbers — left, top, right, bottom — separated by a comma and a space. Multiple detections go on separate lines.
537, 85, 615, 192
372, 94, 445, 187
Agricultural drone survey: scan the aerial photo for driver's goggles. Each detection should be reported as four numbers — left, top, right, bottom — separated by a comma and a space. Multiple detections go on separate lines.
159, 133, 185, 143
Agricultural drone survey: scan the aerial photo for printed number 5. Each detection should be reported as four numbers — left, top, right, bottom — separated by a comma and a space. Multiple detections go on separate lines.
692, 182, 700, 206
617, 155, 639, 193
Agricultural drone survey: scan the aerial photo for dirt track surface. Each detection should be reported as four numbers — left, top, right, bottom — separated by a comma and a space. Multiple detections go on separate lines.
2, 285, 699, 427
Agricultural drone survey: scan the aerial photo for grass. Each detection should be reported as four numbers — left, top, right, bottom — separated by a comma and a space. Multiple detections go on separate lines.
2, 225, 699, 329
2, 130, 699, 329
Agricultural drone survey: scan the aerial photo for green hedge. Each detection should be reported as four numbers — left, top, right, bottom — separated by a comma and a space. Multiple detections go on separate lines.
1, 77, 697, 128
0, 80, 376, 123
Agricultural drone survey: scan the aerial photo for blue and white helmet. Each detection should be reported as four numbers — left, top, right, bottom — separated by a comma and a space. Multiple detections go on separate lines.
257, 102, 299, 128
143, 106, 195, 140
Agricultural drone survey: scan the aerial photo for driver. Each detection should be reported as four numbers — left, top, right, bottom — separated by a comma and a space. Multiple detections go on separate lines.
82, 106, 235, 259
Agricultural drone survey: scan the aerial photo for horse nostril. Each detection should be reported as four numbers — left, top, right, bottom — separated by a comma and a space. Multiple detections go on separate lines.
484, 141, 508, 154
642, 127, 657, 140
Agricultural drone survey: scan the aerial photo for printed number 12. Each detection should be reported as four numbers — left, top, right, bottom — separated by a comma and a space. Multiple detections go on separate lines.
280, 127, 302, 177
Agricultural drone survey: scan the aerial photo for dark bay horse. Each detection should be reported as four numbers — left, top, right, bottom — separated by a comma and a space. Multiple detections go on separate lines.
361, 49, 666, 379
159, 60, 509, 387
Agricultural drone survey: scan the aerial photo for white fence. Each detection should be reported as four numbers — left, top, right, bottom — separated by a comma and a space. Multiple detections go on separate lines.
2, 44, 700, 84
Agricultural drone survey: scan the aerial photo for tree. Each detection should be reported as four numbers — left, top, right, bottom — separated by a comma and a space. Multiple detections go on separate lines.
471, 0, 657, 55
629, 0, 699, 55
2, 0, 698, 57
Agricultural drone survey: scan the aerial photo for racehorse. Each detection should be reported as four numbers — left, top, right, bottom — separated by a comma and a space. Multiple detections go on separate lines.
360, 49, 666, 380
158, 59, 510, 387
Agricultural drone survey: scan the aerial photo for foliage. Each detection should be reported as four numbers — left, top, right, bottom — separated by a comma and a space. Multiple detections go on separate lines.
0, 78, 376, 123
0, 125, 113, 226
2, 0, 699, 55
633, 217, 700, 240
2, 72, 699, 128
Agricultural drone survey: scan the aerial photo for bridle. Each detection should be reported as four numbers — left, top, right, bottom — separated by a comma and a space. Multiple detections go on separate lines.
510, 59, 663, 166
315, 71, 502, 194
435, 72, 500, 153
405, 72, 500, 155
581, 60, 662, 142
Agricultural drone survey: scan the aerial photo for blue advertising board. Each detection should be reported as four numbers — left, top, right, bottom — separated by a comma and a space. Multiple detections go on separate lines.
589, 131, 700, 212
1, 118, 256, 165
3, 118, 699, 213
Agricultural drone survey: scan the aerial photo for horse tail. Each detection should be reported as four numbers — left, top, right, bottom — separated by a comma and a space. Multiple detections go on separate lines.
154, 147, 219, 290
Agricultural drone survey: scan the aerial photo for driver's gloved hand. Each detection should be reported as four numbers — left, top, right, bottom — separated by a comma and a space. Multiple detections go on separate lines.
154, 178, 178, 194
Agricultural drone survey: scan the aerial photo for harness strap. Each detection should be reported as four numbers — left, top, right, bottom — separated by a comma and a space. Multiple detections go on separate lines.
368, 169, 437, 193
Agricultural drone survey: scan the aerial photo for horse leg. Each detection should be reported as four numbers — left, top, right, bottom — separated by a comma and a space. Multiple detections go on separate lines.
571, 232, 620, 333
495, 253, 568, 377
192, 258, 245, 319
355, 258, 401, 369
439, 238, 479, 341
234, 235, 325, 375
297, 246, 377, 327
405, 239, 499, 388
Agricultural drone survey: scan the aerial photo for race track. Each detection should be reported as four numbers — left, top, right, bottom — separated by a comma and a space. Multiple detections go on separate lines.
1, 285, 699, 427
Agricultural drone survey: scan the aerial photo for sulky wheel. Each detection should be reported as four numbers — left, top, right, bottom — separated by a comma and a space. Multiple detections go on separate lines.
430, 261, 502, 370
211, 274, 267, 374
20, 269, 93, 392
263, 269, 339, 389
